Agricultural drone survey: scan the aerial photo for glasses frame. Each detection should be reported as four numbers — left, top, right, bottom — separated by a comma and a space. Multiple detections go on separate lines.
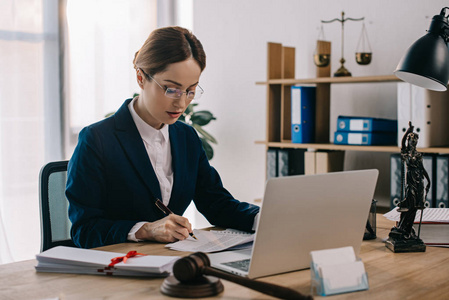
139, 68, 203, 100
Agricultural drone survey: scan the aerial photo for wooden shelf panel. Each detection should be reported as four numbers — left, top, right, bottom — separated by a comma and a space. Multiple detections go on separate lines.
256, 74, 401, 85
255, 141, 449, 154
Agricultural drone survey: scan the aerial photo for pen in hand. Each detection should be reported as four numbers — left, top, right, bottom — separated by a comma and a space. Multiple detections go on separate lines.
155, 198, 198, 240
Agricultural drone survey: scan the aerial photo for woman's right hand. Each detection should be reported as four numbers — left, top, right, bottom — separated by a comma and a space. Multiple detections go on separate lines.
135, 214, 193, 243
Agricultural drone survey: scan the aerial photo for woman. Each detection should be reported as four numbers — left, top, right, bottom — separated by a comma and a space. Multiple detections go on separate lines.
66, 26, 260, 249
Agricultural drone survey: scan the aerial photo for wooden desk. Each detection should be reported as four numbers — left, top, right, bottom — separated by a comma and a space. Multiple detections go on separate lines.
1, 216, 449, 300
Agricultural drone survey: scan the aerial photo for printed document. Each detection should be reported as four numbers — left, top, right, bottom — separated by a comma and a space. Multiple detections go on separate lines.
166, 229, 254, 252
383, 208, 449, 223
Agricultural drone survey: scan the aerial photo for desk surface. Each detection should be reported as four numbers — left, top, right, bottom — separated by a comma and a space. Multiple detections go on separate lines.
1, 216, 449, 300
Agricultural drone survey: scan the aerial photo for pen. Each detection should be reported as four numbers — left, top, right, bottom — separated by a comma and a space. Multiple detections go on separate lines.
155, 198, 198, 240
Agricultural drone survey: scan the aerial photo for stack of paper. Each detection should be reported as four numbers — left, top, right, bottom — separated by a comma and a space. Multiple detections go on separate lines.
166, 229, 254, 253
310, 246, 368, 296
383, 208, 449, 223
35, 246, 179, 277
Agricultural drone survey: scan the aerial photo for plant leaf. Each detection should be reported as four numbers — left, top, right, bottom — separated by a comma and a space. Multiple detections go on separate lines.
200, 137, 214, 160
191, 110, 216, 126
193, 124, 218, 144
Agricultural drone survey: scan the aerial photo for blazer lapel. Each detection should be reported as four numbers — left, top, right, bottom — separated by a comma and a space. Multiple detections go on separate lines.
169, 124, 186, 210
113, 99, 162, 200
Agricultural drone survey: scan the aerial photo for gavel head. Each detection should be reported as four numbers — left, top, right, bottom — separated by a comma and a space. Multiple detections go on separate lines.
173, 252, 211, 283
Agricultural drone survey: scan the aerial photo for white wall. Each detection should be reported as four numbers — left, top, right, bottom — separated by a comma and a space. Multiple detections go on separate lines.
190, 0, 447, 211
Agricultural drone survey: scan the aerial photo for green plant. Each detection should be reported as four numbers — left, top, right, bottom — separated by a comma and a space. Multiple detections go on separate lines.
178, 103, 217, 160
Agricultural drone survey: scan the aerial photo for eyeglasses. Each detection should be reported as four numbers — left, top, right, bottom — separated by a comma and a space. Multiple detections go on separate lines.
139, 69, 204, 100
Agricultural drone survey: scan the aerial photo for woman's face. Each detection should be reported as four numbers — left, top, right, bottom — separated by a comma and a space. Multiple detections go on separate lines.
135, 57, 202, 129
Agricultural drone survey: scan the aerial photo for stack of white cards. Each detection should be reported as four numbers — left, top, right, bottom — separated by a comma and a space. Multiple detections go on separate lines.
310, 246, 368, 296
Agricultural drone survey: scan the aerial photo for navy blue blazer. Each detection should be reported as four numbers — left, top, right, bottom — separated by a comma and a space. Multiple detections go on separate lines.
66, 99, 259, 248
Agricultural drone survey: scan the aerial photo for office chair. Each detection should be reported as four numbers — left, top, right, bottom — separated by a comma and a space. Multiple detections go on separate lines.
39, 160, 76, 252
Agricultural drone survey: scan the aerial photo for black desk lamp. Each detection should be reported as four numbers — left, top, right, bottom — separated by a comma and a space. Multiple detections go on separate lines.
394, 7, 449, 91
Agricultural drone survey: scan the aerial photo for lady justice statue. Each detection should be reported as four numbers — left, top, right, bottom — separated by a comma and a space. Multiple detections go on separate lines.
386, 122, 430, 252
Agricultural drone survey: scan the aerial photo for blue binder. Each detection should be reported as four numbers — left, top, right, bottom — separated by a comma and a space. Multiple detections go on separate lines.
334, 131, 397, 145
336, 116, 397, 132
291, 86, 315, 143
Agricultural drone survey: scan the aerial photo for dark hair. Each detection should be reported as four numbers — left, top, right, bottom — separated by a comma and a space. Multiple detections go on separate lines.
133, 26, 206, 76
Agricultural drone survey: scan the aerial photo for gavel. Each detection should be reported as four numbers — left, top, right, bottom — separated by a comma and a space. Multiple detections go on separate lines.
171, 252, 313, 300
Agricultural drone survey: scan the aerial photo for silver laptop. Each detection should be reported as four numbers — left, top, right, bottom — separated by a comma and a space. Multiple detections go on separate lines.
209, 169, 379, 279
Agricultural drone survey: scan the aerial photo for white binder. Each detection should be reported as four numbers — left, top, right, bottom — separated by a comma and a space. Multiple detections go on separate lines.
397, 82, 449, 148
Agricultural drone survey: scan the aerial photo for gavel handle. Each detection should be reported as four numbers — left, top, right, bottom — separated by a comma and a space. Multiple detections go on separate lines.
203, 266, 313, 300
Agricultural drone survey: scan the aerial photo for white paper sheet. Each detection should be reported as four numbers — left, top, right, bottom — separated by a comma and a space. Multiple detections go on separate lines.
321, 261, 366, 290
166, 229, 254, 253
383, 208, 449, 223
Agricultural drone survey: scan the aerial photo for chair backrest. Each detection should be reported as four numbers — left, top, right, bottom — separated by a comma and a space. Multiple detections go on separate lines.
39, 160, 76, 252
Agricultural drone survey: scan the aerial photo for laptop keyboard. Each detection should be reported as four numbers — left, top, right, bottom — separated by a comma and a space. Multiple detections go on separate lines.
222, 258, 251, 272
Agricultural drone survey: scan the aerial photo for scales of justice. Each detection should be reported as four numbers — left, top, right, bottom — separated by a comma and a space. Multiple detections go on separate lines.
314, 11, 372, 76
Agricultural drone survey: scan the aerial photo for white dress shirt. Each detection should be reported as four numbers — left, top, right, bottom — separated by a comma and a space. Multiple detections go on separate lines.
127, 97, 173, 241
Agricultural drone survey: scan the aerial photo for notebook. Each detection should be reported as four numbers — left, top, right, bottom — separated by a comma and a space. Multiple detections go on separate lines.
208, 169, 379, 279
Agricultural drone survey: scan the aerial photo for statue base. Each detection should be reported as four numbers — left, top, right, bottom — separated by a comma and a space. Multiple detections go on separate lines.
385, 227, 426, 253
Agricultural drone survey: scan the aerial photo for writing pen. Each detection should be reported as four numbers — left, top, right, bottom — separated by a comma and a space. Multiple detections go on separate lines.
155, 198, 198, 240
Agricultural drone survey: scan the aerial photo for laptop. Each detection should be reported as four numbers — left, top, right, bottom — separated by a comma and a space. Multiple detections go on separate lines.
208, 169, 379, 279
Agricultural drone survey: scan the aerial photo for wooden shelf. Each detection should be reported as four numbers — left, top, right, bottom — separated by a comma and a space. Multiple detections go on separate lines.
256, 74, 401, 85
255, 141, 449, 154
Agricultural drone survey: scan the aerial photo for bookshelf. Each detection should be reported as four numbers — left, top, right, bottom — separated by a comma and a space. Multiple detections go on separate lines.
256, 42, 449, 156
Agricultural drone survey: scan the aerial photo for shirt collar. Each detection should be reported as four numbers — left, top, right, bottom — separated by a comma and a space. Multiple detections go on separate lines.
128, 96, 169, 144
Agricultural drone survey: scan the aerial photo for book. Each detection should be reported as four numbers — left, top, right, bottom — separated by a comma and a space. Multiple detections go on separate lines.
35, 246, 179, 277
416, 222, 449, 245
291, 86, 316, 143
336, 116, 397, 132
334, 131, 397, 145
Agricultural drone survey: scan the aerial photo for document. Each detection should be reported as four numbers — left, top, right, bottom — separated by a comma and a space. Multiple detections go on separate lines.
166, 229, 254, 253
383, 208, 449, 223
35, 246, 179, 277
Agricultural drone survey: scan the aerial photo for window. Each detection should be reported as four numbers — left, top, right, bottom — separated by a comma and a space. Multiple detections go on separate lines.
65, 0, 157, 156
0, 0, 60, 263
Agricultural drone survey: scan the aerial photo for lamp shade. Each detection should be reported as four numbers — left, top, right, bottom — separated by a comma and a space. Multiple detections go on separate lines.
394, 12, 449, 92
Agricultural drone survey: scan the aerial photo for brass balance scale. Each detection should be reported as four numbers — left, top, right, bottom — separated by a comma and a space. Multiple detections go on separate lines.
314, 11, 372, 76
